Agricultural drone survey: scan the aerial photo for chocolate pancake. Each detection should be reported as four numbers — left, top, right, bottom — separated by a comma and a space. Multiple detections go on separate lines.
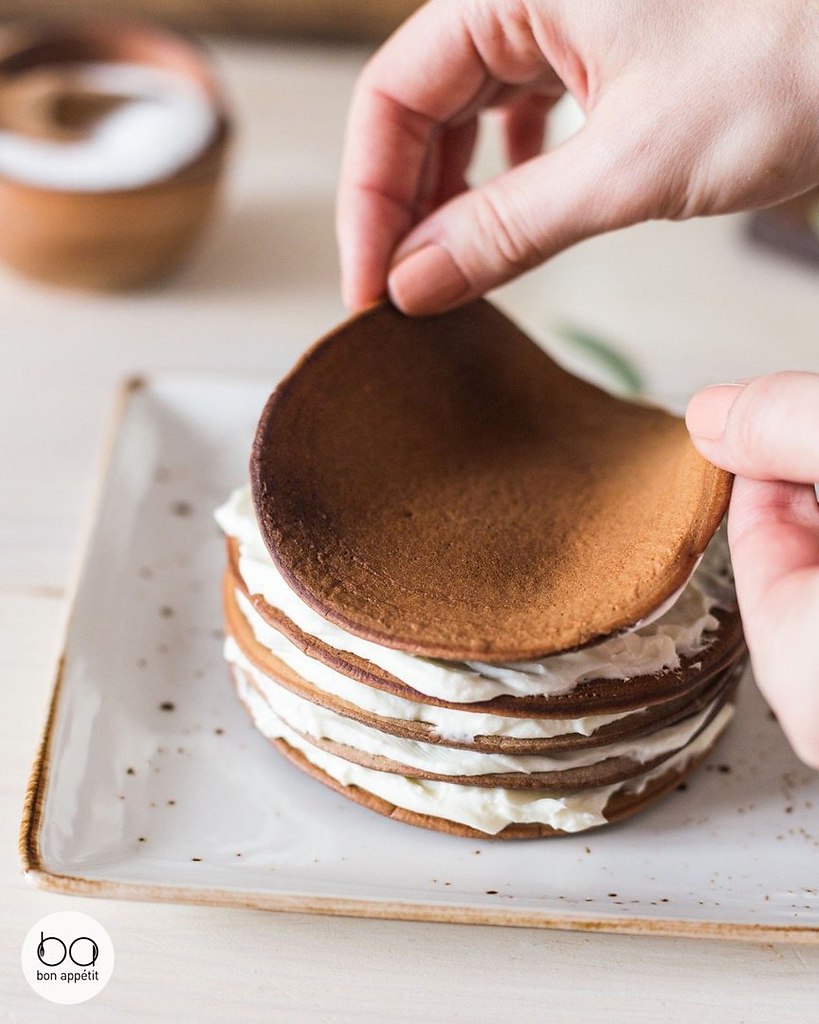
225, 573, 747, 754
275, 738, 725, 840
239, 665, 739, 792
250, 300, 731, 662
225, 551, 746, 717
231, 665, 734, 839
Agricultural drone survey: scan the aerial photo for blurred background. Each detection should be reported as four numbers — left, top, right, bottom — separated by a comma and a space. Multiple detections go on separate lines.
0, 6, 817, 593
0, 1, 419, 41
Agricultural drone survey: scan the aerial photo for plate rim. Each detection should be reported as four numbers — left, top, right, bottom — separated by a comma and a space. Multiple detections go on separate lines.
18, 373, 819, 944
19, 375, 146, 884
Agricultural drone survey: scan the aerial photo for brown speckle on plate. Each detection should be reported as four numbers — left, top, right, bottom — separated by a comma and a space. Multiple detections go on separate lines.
159, 701, 175, 712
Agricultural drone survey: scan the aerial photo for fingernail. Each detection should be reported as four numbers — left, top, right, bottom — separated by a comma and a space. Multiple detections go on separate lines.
388, 244, 471, 315
686, 383, 746, 440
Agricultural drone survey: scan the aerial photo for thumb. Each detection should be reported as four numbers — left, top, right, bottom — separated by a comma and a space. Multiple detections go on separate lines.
686, 372, 819, 483
387, 107, 656, 315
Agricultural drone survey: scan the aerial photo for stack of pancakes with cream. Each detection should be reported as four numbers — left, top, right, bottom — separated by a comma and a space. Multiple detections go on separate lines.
216, 487, 746, 838
216, 301, 748, 839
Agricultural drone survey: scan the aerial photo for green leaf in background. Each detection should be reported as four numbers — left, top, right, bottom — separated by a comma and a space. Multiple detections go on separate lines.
556, 324, 645, 397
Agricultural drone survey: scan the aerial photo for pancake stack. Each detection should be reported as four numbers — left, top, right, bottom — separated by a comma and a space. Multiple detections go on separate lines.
217, 488, 745, 839
217, 301, 748, 839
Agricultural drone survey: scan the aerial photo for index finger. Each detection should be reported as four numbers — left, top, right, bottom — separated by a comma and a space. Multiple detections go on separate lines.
335, 0, 554, 309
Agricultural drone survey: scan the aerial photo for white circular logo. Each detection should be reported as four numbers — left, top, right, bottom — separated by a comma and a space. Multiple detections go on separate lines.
21, 911, 114, 1004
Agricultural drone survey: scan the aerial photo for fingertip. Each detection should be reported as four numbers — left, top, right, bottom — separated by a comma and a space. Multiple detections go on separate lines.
339, 269, 357, 312
685, 383, 746, 442
785, 727, 819, 772
338, 238, 390, 312
387, 242, 472, 316
340, 271, 389, 313
340, 274, 367, 313
339, 272, 365, 314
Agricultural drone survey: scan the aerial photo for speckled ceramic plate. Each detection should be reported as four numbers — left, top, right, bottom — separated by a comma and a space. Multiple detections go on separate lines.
20, 375, 819, 941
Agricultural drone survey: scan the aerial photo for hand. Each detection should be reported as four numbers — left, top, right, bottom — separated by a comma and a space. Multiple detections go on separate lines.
337, 0, 819, 315
686, 372, 819, 769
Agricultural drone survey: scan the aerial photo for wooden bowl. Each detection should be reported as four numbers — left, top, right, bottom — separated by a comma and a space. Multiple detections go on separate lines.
0, 23, 231, 289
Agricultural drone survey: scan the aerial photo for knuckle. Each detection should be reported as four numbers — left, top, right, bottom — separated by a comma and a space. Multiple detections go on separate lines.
471, 186, 540, 273
729, 375, 786, 469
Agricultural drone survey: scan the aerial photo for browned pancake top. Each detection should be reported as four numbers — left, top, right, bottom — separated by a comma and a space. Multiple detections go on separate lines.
251, 300, 731, 662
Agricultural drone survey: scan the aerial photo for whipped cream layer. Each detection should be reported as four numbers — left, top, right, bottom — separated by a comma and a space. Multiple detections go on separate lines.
236, 667, 735, 835
227, 636, 723, 777
233, 589, 640, 742
216, 486, 734, 705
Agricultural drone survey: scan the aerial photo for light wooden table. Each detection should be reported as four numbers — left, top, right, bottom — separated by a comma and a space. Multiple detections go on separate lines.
2, 38, 818, 1024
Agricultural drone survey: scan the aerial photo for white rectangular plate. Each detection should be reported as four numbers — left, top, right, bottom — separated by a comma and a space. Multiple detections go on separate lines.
21, 375, 819, 941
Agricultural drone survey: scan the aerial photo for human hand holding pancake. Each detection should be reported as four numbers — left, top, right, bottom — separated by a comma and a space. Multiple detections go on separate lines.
335, 0, 819, 780
336, 0, 819, 314
687, 373, 819, 770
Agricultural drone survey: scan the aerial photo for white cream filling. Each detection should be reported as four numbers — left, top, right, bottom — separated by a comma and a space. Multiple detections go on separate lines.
232, 590, 639, 742
0, 63, 217, 191
236, 668, 735, 835
227, 636, 722, 777
215, 485, 732, 705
